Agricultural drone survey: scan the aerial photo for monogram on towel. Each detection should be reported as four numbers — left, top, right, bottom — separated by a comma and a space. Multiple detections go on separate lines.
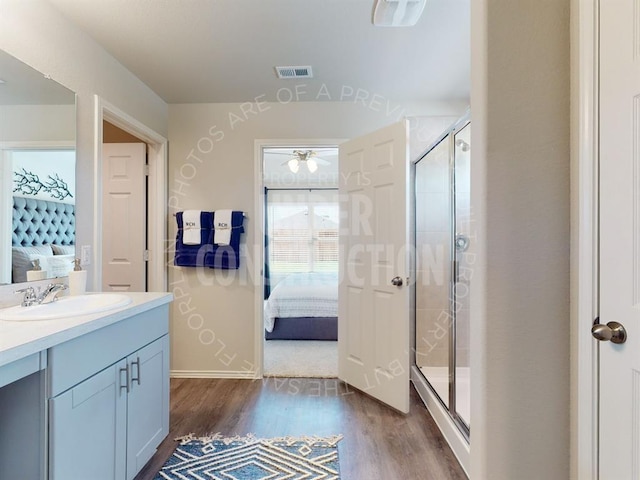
182, 210, 202, 245
214, 210, 233, 245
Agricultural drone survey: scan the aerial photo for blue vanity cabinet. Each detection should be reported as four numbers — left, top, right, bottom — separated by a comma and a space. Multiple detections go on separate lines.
125, 335, 170, 480
48, 305, 170, 480
49, 359, 128, 479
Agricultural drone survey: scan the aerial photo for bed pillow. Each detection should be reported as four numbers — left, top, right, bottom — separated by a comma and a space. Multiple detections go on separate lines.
32, 254, 75, 279
12, 245, 54, 283
51, 244, 75, 256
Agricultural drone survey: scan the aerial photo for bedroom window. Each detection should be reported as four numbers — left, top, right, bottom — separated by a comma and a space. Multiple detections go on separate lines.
266, 189, 338, 282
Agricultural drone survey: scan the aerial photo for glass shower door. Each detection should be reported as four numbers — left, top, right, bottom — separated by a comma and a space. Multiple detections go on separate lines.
414, 118, 471, 437
453, 123, 471, 428
415, 136, 452, 407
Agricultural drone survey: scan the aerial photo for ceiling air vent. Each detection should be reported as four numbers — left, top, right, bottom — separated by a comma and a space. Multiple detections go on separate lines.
275, 66, 313, 79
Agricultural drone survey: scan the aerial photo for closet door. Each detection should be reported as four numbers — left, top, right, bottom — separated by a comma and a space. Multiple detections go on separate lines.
102, 142, 147, 292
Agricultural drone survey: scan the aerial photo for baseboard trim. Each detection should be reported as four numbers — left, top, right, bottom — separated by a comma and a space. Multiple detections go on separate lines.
170, 370, 258, 379
411, 366, 470, 478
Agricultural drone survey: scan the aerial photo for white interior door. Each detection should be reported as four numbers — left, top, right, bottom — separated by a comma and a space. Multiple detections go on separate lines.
102, 143, 146, 292
598, 0, 640, 477
338, 120, 410, 413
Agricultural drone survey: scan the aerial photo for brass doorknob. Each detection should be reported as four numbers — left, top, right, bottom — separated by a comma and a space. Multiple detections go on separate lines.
591, 321, 627, 344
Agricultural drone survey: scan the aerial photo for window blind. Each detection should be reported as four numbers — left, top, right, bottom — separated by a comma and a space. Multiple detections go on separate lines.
266, 190, 339, 277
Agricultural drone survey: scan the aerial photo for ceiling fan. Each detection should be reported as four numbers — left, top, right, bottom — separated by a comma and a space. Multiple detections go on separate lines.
275, 149, 332, 173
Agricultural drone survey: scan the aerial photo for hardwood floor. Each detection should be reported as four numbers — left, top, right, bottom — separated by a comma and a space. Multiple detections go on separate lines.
134, 378, 468, 480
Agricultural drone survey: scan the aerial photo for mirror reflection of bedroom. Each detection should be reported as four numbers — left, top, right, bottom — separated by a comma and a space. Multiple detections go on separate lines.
262, 146, 339, 378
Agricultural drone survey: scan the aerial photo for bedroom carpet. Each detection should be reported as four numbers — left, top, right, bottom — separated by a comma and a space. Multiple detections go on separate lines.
264, 340, 338, 378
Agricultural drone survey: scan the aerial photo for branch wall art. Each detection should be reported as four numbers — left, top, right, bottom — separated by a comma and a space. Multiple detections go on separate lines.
10, 150, 75, 204
13, 168, 73, 200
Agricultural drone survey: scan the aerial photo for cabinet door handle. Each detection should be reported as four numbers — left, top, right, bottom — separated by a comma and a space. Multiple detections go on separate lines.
131, 357, 141, 386
119, 364, 130, 394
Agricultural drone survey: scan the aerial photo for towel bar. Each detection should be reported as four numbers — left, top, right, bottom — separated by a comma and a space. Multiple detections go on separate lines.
172, 212, 246, 218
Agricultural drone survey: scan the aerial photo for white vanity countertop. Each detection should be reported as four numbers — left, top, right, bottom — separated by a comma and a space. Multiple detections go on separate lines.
0, 292, 173, 368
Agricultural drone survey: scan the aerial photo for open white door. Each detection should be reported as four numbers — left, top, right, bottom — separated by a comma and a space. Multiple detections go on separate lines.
102, 143, 146, 292
597, 0, 640, 477
338, 120, 410, 413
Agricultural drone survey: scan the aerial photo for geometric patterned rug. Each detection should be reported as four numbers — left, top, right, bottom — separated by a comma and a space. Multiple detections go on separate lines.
153, 433, 343, 479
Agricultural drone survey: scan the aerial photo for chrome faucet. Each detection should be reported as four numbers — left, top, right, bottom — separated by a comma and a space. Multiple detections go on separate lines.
15, 283, 68, 307
37, 283, 68, 304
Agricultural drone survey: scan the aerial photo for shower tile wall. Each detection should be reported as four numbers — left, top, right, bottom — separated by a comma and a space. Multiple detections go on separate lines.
415, 138, 451, 405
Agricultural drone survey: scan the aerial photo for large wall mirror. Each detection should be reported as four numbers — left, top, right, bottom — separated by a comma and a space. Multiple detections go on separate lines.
0, 49, 76, 285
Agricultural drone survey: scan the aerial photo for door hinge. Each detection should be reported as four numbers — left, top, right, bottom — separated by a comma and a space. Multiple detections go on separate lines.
144, 165, 150, 176
143, 250, 150, 262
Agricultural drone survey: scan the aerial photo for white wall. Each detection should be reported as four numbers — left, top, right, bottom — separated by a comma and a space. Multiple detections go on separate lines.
470, 0, 570, 478
168, 100, 466, 376
0, 105, 75, 142
0, 0, 168, 291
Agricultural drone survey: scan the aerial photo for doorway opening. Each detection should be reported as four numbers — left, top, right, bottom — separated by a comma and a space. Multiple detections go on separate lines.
259, 144, 339, 378
102, 121, 148, 291
95, 96, 168, 293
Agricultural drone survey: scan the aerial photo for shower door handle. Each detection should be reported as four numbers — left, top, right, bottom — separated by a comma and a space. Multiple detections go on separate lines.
391, 276, 403, 286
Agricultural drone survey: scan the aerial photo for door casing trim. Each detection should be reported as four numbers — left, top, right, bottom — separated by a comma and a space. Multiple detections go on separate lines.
571, 0, 599, 478
94, 95, 168, 292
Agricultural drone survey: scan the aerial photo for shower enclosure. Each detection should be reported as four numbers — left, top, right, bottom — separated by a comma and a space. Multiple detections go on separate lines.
413, 117, 471, 442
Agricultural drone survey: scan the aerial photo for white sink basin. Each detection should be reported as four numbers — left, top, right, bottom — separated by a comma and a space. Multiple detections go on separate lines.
0, 293, 132, 322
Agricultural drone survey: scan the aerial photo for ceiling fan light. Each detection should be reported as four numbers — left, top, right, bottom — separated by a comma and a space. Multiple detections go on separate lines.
373, 0, 426, 27
307, 159, 318, 173
288, 158, 300, 173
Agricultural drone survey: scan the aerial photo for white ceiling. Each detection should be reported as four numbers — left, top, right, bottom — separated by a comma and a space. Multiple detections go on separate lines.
47, 0, 470, 104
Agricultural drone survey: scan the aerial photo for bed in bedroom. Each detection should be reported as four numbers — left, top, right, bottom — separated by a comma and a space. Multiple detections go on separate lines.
11, 196, 75, 283
264, 272, 338, 340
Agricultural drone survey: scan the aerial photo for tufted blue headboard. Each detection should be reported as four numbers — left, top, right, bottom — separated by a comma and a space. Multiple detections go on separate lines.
12, 196, 75, 247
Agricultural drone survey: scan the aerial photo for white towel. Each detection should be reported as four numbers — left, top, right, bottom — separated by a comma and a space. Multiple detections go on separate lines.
182, 210, 201, 245
214, 209, 233, 245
